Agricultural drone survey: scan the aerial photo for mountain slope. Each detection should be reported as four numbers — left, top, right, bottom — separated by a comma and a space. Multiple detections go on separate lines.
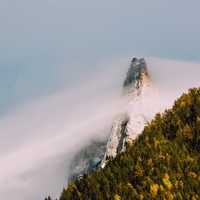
58, 88, 200, 200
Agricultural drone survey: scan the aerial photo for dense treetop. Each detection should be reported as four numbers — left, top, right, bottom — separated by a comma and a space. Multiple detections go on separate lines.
46, 88, 200, 200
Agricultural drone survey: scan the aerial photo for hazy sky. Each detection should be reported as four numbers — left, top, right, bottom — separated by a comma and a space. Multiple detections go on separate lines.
1, 57, 200, 200
0, 0, 200, 113
1, 1, 200, 199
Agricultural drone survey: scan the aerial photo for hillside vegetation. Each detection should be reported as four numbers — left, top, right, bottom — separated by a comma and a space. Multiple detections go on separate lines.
46, 88, 200, 200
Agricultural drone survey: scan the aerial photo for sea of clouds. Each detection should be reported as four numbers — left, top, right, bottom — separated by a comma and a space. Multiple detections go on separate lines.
0, 57, 200, 200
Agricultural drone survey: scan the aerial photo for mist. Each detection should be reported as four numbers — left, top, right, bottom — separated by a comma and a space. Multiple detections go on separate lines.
1, 57, 200, 200
0, 59, 128, 200
147, 57, 200, 108
0, 0, 200, 199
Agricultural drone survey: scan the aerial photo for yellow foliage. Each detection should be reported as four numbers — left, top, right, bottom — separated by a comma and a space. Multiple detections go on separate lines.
179, 180, 184, 189
127, 182, 134, 190
159, 185, 164, 192
179, 95, 191, 108
163, 173, 169, 180
134, 164, 144, 177
159, 154, 166, 160
68, 182, 78, 192
182, 124, 193, 140
150, 183, 159, 197
138, 194, 144, 200
165, 191, 174, 200
114, 194, 121, 200
188, 171, 197, 179
175, 180, 184, 189
192, 195, 199, 200
162, 174, 173, 190
147, 159, 153, 167
192, 196, 197, 200
180, 101, 186, 108
196, 116, 200, 124
154, 139, 160, 148
186, 155, 195, 163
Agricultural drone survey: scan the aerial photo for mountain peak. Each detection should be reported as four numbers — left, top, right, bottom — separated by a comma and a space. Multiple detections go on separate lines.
61, 88, 200, 200
101, 58, 156, 168
123, 57, 148, 89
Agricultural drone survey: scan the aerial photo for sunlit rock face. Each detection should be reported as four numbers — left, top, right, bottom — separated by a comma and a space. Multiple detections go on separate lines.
100, 115, 129, 168
101, 58, 158, 168
69, 57, 159, 175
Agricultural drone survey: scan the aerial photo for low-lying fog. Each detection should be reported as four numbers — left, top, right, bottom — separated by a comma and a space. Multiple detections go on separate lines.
0, 57, 200, 200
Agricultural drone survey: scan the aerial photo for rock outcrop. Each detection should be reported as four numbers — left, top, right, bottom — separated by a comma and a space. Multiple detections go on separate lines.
69, 57, 159, 176
101, 57, 157, 168
69, 140, 107, 181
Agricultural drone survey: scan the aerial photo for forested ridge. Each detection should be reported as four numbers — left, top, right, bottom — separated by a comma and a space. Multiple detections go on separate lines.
46, 88, 200, 200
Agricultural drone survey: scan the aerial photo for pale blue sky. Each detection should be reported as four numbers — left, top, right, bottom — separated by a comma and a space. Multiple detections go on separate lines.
0, 0, 200, 114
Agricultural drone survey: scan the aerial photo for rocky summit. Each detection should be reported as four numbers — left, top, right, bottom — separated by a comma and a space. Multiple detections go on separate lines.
69, 57, 159, 176
101, 57, 157, 168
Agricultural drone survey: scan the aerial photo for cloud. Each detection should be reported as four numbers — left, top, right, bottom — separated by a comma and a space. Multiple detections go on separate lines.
147, 57, 200, 107
0, 58, 128, 200
1, 57, 200, 200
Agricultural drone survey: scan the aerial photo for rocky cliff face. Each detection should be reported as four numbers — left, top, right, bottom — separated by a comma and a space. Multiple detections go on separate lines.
68, 140, 107, 181
69, 57, 159, 177
123, 57, 148, 93
101, 57, 157, 168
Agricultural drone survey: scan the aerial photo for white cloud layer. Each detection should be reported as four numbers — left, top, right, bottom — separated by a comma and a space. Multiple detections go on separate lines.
0, 59, 128, 200
0, 57, 200, 200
